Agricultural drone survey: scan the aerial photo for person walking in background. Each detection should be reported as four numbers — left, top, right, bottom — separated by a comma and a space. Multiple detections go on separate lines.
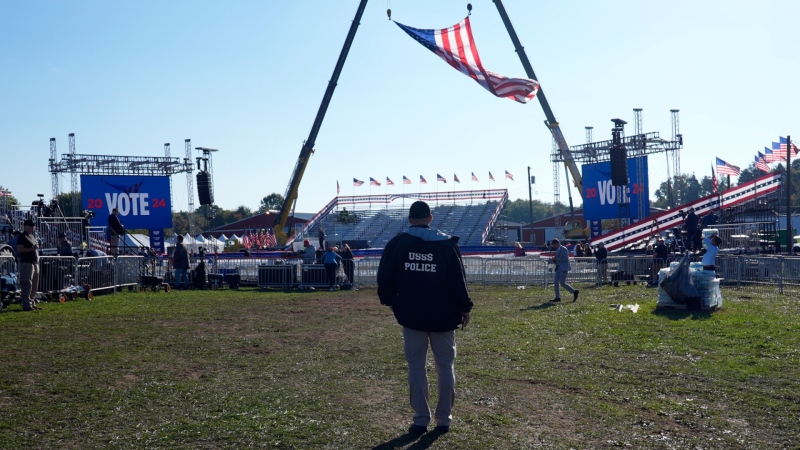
339, 243, 355, 285
107, 207, 124, 256
17, 219, 42, 311
595, 242, 608, 286
171, 235, 191, 289
322, 246, 342, 291
377, 201, 473, 434
550, 238, 578, 302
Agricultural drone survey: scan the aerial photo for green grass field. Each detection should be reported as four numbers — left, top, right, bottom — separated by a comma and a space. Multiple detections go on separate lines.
1, 284, 798, 449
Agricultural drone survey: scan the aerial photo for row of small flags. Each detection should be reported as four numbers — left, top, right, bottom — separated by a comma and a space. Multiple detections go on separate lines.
713, 136, 797, 192
242, 228, 277, 249
339, 171, 514, 193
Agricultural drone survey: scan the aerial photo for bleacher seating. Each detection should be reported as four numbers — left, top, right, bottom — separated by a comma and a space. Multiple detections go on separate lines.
300, 200, 503, 248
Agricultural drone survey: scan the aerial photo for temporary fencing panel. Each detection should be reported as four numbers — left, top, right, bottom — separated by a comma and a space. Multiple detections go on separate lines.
76, 256, 115, 292
257, 264, 297, 289
38, 256, 78, 293
299, 264, 333, 289
0, 255, 16, 276
115, 256, 145, 289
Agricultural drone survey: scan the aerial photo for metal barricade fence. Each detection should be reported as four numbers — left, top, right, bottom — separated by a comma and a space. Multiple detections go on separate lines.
257, 262, 298, 289
115, 256, 144, 289
75, 256, 115, 292
355, 258, 380, 287
299, 264, 333, 289
0, 255, 16, 277
481, 258, 549, 286
38, 256, 78, 293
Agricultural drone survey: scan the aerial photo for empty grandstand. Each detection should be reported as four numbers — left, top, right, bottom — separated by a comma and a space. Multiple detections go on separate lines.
288, 190, 509, 249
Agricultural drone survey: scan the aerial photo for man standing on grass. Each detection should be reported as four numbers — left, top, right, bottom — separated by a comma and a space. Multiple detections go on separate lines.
17, 219, 42, 312
377, 200, 473, 435
171, 235, 191, 289
550, 238, 578, 302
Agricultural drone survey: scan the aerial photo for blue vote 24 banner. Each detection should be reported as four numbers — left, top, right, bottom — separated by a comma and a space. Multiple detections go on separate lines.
81, 175, 173, 229
581, 156, 650, 222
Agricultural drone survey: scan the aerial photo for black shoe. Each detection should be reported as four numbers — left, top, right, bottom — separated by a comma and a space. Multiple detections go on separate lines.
550, 298, 561, 303
408, 424, 427, 434
573, 290, 579, 302
434, 425, 450, 433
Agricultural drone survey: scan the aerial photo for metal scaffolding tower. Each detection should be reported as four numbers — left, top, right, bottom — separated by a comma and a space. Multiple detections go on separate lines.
670, 109, 682, 205
551, 137, 561, 230
69, 133, 79, 216
633, 108, 643, 135
49, 138, 59, 200
185, 139, 195, 235
164, 143, 173, 226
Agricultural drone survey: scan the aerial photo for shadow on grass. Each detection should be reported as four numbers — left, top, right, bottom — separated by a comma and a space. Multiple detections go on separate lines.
372, 428, 447, 450
520, 302, 557, 311
651, 307, 714, 320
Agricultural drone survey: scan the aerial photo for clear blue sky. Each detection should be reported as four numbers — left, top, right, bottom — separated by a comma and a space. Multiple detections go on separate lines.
2, 0, 798, 216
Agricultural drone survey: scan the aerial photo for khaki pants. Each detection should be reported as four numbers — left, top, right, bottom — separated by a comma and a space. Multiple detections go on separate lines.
403, 327, 456, 428
110, 234, 120, 255
20, 262, 40, 310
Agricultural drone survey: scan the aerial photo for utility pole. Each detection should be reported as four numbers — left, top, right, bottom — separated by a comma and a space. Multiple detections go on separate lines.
527, 166, 534, 240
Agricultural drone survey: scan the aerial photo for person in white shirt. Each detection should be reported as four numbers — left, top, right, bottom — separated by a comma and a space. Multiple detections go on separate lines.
702, 235, 722, 271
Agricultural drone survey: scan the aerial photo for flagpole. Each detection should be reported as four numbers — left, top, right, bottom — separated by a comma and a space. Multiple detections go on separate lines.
786, 135, 792, 253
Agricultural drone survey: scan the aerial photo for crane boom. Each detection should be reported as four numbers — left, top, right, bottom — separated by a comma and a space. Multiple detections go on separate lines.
492, 0, 584, 200
273, 0, 369, 246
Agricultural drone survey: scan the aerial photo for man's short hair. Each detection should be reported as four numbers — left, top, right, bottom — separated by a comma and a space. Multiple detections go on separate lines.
551, 238, 560, 246
112, 208, 119, 212
177, 235, 184, 243
23, 219, 35, 227
408, 201, 431, 219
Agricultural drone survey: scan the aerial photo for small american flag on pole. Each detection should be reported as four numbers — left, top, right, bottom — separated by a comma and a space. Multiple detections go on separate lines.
420, 175, 427, 184
764, 147, 777, 163
711, 165, 717, 193
386, 177, 395, 186
336, 180, 340, 195
780, 136, 799, 157
403, 176, 412, 185
394, 17, 540, 104
265, 228, 277, 248
471, 172, 478, 182
437, 174, 446, 183
772, 141, 787, 160
489, 171, 495, 181
353, 178, 364, 187
454, 174, 460, 183
370, 177, 381, 186
505, 170, 514, 181
755, 153, 770, 173
716, 157, 740, 176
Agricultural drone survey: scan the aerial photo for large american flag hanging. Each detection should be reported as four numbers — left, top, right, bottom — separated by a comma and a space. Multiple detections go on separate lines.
395, 17, 540, 104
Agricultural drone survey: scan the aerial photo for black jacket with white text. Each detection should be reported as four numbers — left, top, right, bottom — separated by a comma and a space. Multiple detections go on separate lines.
377, 230, 473, 332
